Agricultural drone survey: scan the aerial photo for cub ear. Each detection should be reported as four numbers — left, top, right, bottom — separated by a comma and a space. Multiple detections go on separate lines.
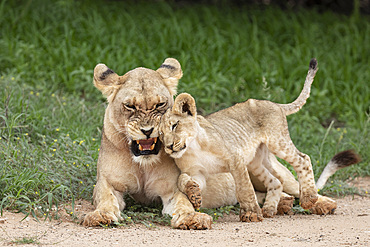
173, 93, 197, 117
93, 64, 123, 97
156, 58, 183, 96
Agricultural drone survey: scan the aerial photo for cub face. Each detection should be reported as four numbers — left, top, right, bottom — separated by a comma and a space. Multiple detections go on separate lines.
159, 93, 198, 159
94, 58, 183, 165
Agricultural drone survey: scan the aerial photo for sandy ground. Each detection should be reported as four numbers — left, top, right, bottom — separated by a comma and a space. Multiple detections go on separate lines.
1, 177, 369, 247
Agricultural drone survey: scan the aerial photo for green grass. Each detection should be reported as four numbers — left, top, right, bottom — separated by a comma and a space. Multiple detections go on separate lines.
0, 0, 369, 223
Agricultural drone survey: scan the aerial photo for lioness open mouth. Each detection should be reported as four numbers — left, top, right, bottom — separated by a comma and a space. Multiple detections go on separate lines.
131, 137, 162, 156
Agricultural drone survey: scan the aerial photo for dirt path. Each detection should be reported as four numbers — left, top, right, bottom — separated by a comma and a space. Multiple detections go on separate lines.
1, 179, 369, 247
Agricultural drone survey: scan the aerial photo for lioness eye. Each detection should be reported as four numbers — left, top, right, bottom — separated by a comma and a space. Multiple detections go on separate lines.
124, 104, 136, 111
156, 102, 166, 108
171, 121, 179, 130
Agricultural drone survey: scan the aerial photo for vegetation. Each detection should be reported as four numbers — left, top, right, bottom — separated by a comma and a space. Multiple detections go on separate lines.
0, 0, 368, 225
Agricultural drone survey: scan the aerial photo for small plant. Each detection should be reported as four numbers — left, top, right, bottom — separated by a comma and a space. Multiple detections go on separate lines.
291, 205, 312, 215
318, 181, 363, 197
119, 199, 172, 228
10, 236, 40, 245
200, 205, 240, 221
1, 224, 45, 245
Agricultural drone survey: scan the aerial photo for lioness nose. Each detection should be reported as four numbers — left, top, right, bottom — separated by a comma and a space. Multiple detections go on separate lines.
167, 144, 174, 151
141, 128, 153, 138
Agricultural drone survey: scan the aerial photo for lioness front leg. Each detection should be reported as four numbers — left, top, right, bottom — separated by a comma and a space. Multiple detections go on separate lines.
177, 173, 202, 210
167, 190, 212, 230
82, 178, 124, 227
276, 192, 295, 215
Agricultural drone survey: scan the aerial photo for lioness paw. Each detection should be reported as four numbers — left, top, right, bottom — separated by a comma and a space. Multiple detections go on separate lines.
240, 211, 263, 222
261, 207, 276, 218
171, 212, 212, 230
276, 195, 295, 215
185, 181, 202, 210
82, 209, 119, 227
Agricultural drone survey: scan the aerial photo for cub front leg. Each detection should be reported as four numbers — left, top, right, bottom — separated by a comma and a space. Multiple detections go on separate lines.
230, 164, 263, 222
177, 173, 202, 210
248, 149, 283, 218
158, 162, 212, 230
82, 177, 124, 227
255, 191, 295, 215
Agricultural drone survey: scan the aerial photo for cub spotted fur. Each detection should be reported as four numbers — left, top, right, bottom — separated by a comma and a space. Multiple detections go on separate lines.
160, 59, 320, 219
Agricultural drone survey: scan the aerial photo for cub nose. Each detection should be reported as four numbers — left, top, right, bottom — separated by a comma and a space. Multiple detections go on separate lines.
167, 144, 174, 151
141, 128, 153, 138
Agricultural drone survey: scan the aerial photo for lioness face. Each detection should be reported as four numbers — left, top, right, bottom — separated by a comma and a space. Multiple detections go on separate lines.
114, 69, 172, 157
94, 58, 183, 165
159, 93, 198, 159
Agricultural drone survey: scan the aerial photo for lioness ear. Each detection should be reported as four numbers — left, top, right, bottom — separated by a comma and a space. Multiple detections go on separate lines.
173, 93, 196, 117
156, 58, 183, 96
93, 64, 123, 97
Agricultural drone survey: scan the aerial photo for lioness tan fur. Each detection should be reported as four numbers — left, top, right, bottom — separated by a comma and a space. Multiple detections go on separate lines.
159, 59, 339, 219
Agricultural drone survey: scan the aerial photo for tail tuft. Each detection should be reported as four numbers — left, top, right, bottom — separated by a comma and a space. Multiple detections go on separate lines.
330, 149, 361, 168
309, 58, 318, 70
316, 149, 361, 190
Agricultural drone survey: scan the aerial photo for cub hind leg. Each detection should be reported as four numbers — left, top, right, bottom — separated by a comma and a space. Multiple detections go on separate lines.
268, 153, 338, 215
266, 133, 318, 210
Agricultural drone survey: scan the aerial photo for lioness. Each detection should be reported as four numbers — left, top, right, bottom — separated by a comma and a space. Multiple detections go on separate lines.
159, 59, 360, 218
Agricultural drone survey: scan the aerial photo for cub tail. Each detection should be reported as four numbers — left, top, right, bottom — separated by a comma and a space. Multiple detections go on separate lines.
279, 58, 319, 115
316, 150, 362, 190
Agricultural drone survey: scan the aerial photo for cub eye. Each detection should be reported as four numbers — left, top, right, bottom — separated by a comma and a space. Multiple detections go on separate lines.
171, 121, 179, 130
124, 104, 136, 111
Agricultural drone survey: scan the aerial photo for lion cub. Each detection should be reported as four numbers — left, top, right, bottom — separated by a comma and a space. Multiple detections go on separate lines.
160, 59, 319, 220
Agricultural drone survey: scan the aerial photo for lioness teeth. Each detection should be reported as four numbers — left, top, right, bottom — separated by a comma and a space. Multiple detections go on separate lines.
136, 137, 158, 152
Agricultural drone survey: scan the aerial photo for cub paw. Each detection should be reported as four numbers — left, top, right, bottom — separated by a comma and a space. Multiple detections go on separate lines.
300, 190, 318, 210
240, 210, 263, 222
276, 195, 294, 215
310, 196, 337, 215
82, 209, 119, 227
185, 181, 202, 210
171, 212, 212, 230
